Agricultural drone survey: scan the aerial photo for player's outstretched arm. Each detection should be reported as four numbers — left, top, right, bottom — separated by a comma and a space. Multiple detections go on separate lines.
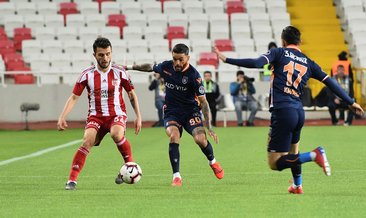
126, 63, 154, 72
214, 46, 267, 68
128, 90, 142, 135
57, 94, 80, 131
198, 95, 219, 144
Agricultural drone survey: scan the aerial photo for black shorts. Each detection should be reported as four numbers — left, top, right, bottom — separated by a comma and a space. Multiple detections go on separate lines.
267, 108, 305, 153
163, 107, 203, 137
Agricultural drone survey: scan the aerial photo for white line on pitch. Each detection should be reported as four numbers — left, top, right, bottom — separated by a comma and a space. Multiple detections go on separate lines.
0, 139, 82, 167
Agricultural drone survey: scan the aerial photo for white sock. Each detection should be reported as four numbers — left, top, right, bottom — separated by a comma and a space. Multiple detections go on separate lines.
173, 172, 181, 178
209, 158, 216, 165
310, 152, 316, 160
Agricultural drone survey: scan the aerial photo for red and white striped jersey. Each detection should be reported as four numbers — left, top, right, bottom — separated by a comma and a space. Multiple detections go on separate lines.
73, 64, 134, 117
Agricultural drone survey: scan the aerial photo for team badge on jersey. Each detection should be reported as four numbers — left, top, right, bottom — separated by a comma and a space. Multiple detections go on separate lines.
112, 79, 119, 86
199, 86, 205, 94
182, 76, 188, 84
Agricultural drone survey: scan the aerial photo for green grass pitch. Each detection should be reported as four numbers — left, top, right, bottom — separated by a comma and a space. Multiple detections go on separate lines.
0, 126, 365, 217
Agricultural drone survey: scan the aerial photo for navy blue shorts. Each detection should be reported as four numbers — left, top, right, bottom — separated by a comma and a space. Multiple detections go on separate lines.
163, 107, 203, 137
267, 108, 305, 153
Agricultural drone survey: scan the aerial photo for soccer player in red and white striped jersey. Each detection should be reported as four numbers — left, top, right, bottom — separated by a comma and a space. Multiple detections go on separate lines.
57, 37, 142, 190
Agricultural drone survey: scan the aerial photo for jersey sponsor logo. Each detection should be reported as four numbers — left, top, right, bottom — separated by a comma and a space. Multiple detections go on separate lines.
199, 86, 205, 94
87, 121, 101, 129
163, 70, 172, 76
165, 81, 187, 91
112, 79, 119, 86
182, 76, 188, 84
284, 50, 307, 64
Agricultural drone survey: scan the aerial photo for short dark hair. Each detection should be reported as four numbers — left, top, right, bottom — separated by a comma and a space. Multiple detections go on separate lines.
268, 41, 278, 50
172, 43, 189, 55
204, 71, 212, 75
236, 70, 245, 77
281, 26, 301, 45
93, 37, 112, 53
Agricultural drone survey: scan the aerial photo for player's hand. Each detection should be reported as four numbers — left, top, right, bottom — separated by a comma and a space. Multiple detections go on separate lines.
208, 129, 219, 144
349, 102, 364, 117
134, 117, 142, 135
57, 118, 68, 131
334, 98, 340, 104
213, 46, 227, 62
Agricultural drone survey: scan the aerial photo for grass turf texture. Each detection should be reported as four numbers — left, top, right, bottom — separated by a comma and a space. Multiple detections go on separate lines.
0, 126, 365, 217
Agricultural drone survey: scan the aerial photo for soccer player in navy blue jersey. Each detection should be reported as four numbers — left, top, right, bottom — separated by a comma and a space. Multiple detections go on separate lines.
127, 44, 224, 186
215, 26, 364, 194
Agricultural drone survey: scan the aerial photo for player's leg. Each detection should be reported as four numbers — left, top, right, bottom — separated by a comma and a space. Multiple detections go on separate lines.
65, 126, 98, 190
165, 122, 183, 186
247, 100, 258, 126
187, 116, 224, 179
234, 100, 244, 126
110, 115, 133, 163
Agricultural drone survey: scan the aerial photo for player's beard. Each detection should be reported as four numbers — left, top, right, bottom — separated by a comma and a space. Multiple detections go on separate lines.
97, 60, 111, 71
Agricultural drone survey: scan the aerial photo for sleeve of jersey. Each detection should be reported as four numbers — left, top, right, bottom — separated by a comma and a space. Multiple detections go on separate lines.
72, 81, 86, 96
225, 56, 268, 68
121, 71, 135, 92
152, 62, 164, 75
323, 77, 354, 105
194, 71, 205, 96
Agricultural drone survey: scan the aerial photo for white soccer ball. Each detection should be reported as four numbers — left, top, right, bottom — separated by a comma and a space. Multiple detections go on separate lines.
119, 162, 142, 184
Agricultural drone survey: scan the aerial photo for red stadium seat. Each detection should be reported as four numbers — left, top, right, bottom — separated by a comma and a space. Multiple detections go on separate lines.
199, 52, 218, 68
13, 28, 32, 51
214, 39, 233, 52
96, 0, 114, 13
167, 26, 186, 49
107, 14, 127, 37
14, 74, 34, 84
0, 40, 15, 56
226, 1, 246, 19
58, 2, 79, 26
0, 28, 8, 40
3, 53, 25, 71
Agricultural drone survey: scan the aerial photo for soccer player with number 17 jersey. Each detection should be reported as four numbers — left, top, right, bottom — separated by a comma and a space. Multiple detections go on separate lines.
215, 26, 364, 194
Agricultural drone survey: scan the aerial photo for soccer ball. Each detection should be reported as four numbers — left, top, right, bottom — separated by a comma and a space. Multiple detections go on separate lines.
119, 162, 142, 184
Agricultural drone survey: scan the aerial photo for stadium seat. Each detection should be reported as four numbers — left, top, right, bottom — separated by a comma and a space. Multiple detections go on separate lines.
13, 28, 32, 51
34, 27, 56, 41
188, 26, 208, 40
22, 40, 42, 62
226, 1, 246, 18
246, 0, 266, 14
144, 26, 164, 41
204, 1, 224, 15
127, 14, 147, 28
3, 15, 24, 37
121, 1, 142, 16
99, 26, 121, 41
3, 53, 25, 71
42, 40, 63, 54
214, 39, 233, 52
116, 53, 135, 65
231, 24, 251, 41
183, 1, 203, 15
198, 52, 218, 68
44, 14, 64, 28
79, 27, 100, 42
29, 54, 50, 72
163, 1, 182, 14
0, 28, 8, 41
148, 39, 169, 53
188, 14, 209, 31
14, 74, 34, 84
36, 2, 58, 16
24, 15, 45, 29
191, 38, 211, 54
265, 0, 287, 14
250, 13, 271, 27
66, 14, 85, 28
135, 52, 155, 64
15, 2, 37, 15
107, 14, 127, 37
230, 13, 250, 26
254, 38, 275, 54
209, 13, 229, 28
56, 27, 78, 41
210, 24, 229, 40
154, 52, 171, 63
78, 2, 99, 15
270, 12, 291, 28
148, 15, 168, 32
101, 2, 120, 15
123, 26, 143, 40
128, 39, 149, 54
71, 53, 93, 72
63, 40, 85, 54
233, 38, 255, 53
171, 38, 191, 50
168, 14, 188, 32
141, 1, 162, 15
252, 24, 273, 41
58, 2, 79, 26
0, 40, 16, 56
85, 14, 107, 28
50, 53, 72, 72
166, 26, 186, 48
108, 39, 127, 55
0, 2, 16, 20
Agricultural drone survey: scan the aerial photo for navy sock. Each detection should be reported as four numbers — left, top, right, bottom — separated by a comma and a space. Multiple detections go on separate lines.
276, 154, 301, 171
169, 143, 180, 173
291, 164, 302, 186
200, 141, 214, 161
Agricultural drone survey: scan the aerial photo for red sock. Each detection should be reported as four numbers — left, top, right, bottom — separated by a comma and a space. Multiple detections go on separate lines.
116, 137, 134, 163
68, 146, 89, 182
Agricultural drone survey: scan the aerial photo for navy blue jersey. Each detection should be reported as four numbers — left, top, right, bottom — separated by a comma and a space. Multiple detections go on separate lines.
153, 61, 205, 109
262, 46, 329, 110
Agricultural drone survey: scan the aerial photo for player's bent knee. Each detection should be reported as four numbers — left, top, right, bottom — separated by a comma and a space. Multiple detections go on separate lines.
169, 131, 180, 144
193, 134, 206, 147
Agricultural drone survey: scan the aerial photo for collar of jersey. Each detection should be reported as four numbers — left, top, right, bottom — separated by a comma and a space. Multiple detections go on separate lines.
181, 63, 190, 73
95, 62, 112, 74
286, 44, 301, 52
